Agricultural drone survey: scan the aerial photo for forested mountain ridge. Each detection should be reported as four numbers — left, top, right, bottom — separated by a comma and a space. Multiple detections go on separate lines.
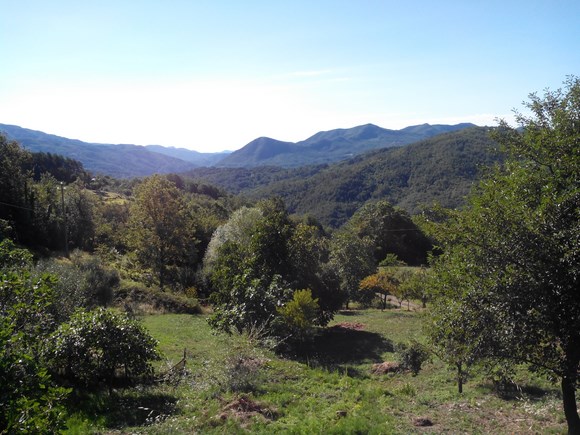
187, 127, 501, 227
1, 122, 477, 176
217, 122, 477, 167
0, 123, 225, 177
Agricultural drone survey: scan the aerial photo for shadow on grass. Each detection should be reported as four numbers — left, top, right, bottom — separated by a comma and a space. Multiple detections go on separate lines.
338, 310, 362, 316
68, 389, 178, 429
482, 381, 558, 401
287, 325, 394, 373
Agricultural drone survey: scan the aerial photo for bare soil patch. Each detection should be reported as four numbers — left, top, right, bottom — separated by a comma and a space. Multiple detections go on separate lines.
371, 361, 401, 375
330, 322, 365, 331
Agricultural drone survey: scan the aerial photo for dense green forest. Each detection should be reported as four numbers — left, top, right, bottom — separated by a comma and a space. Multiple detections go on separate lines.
186, 126, 501, 227
1, 78, 579, 433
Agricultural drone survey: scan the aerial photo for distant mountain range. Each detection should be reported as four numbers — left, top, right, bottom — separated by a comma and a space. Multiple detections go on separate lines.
0, 124, 226, 178
1, 122, 477, 177
217, 123, 476, 167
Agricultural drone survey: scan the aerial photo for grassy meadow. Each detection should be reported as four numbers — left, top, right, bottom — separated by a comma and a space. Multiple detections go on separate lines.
64, 308, 566, 434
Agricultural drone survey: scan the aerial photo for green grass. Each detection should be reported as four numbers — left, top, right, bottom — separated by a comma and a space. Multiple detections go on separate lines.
63, 309, 566, 434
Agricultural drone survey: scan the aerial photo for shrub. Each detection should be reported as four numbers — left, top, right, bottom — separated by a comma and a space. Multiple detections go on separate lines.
35, 253, 120, 323
0, 238, 33, 270
278, 289, 319, 340
397, 341, 430, 375
72, 254, 119, 307
46, 308, 161, 389
0, 268, 70, 434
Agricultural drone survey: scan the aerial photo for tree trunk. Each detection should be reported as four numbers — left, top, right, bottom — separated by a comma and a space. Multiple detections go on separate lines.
457, 362, 463, 394
562, 375, 580, 435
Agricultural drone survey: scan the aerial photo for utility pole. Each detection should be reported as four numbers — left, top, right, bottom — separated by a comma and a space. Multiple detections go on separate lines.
60, 182, 69, 258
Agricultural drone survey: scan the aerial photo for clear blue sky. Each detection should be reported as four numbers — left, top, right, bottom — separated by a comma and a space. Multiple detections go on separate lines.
1, 0, 579, 152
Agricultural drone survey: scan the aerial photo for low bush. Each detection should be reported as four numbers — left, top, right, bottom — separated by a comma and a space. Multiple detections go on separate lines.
278, 289, 319, 341
45, 308, 161, 389
396, 340, 430, 375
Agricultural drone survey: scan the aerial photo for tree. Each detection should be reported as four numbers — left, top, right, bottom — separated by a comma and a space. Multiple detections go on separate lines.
64, 182, 96, 251
359, 270, 398, 310
288, 222, 342, 322
400, 266, 430, 308
424, 77, 580, 433
0, 136, 34, 243
277, 289, 320, 341
208, 271, 292, 336
128, 175, 197, 290
202, 206, 263, 281
345, 200, 432, 265
328, 231, 375, 309
206, 198, 346, 337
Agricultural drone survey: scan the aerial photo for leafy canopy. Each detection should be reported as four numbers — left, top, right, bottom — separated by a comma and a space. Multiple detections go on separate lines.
424, 77, 580, 432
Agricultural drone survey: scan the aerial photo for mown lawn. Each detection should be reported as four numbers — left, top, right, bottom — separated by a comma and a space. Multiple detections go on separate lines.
64, 309, 566, 434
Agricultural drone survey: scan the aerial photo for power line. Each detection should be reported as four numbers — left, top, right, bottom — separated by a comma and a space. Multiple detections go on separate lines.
0, 200, 35, 212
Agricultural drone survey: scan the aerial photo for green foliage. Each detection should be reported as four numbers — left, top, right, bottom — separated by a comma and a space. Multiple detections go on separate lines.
63, 182, 97, 251
192, 127, 501, 227
34, 253, 119, 324
0, 253, 69, 434
397, 341, 430, 375
208, 273, 292, 336
0, 238, 33, 270
0, 135, 34, 243
378, 252, 403, 267
0, 333, 69, 434
27, 151, 88, 183
328, 231, 375, 308
399, 266, 430, 308
278, 289, 320, 339
128, 175, 197, 290
202, 206, 263, 281
346, 200, 432, 265
93, 200, 130, 253
207, 199, 341, 336
288, 222, 342, 322
423, 77, 580, 431
249, 197, 294, 281
46, 308, 161, 388
72, 253, 119, 307
114, 282, 201, 315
